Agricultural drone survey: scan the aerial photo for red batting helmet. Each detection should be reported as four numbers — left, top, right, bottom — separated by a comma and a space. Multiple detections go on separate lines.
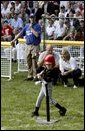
44, 54, 55, 66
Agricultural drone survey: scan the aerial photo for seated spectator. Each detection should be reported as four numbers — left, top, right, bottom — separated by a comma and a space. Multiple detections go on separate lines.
73, 18, 80, 30
25, 1, 35, 16
10, 6, 15, 18
81, 9, 84, 18
60, 1, 69, 11
42, 1, 55, 15
18, 7, 29, 26
75, 27, 84, 41
64, 1, 72, 17
34, 2, 43, 23
59, 47, 82, 88
63, 27, 75, 40
38, 19, 44, 40
68, 9, 75, 26
15, 1, 21, 13
79, 19, 84, 35
59, 5, 65, 17
1, 1, 11, 18
58, 12, 65, 20
53, 1, 60, 16
1, 19, 13, 41
74, 8, 82, 19
37, 44, 60, 85
64, 19, 73, 38
78, 2, 84, 12
5, 12, 13, 26
11, 11, 24, 31
10, 1, 15, 10
54, 19, 65, 40
46, 17, 55, 40
53, 14, 59, 28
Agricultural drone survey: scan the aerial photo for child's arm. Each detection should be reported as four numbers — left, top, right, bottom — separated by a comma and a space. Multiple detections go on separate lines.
37, 70, 45, 80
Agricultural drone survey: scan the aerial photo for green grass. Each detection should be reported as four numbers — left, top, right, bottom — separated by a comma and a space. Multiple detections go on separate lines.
1, 63, 84, 130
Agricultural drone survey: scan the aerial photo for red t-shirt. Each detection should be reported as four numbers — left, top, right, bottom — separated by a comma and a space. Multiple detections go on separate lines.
1, 25, 13, 36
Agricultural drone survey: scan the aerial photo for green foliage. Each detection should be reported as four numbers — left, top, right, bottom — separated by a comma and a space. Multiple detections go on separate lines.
1, 64, 84, 130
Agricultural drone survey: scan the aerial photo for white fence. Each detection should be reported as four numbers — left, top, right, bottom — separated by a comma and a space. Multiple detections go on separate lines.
17, 39, 84, 75
1, 40, 84, 79
1, 42, 12, 80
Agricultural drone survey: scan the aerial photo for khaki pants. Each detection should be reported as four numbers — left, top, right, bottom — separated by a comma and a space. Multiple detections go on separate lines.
25, 45, 39, 78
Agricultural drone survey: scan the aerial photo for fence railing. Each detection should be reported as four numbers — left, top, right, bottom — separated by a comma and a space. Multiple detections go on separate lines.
18, 39, 84, 75
1, 39, 84, 79
1, 42, 12, 80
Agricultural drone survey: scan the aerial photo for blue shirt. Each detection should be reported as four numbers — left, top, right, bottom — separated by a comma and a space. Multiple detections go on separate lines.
21, 23, 41, 45
11, 18, 24, 29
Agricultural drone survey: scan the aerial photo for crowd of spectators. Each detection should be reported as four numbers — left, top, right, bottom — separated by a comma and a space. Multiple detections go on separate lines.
1, 1, 84, 61
1, 1, 84, 41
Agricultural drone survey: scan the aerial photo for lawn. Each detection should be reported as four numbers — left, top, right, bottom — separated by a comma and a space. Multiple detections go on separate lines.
1, 63, 84, 130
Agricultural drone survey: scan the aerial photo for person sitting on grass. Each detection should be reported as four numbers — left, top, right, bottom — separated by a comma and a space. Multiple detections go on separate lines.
32, 54, 67, 117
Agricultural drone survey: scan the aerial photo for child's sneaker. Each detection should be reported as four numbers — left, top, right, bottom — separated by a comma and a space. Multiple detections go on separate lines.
73, 85, 78, 88
31, 111, 39, 117
64, 83, 67, 87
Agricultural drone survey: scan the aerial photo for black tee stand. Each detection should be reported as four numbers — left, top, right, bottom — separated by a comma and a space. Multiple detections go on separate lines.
45, 83, 50, 122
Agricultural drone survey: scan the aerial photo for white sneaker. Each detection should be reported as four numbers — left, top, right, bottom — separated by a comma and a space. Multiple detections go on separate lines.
73, 85, 78, 88
64, 84, 67, 87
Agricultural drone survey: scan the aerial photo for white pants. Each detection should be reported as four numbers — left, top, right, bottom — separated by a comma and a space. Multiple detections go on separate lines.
4, 48, 10, 60
36, 82, 57, 107
12, 47, 17, 61
16, 43, 26, 60
4, 47, 17, 61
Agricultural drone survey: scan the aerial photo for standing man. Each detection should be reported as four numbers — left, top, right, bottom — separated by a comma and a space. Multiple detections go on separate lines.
11, 13, 41, 80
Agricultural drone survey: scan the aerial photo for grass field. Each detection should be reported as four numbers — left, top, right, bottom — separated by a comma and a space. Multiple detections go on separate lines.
1, 63, 84, 130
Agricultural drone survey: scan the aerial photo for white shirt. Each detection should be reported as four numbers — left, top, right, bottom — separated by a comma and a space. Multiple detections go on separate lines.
60, 1, 68, 9
1, 7, 10, 17
15, 3, 21, 12
59, 56, 78, 73
46, 25, 55, 36
54, 20, 59, 28
11, 17, 24, 29
54, 24, 65, 39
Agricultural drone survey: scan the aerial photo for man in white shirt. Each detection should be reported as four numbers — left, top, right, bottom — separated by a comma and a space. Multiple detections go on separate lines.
46, 17, 55, 40
1, 1, 11, 18
11, 11, 24, 31
59, 47, 82, 88
54, 19, 65, 40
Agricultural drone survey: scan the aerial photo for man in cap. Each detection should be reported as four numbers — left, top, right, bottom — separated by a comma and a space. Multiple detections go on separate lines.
11, 13, 41, 80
